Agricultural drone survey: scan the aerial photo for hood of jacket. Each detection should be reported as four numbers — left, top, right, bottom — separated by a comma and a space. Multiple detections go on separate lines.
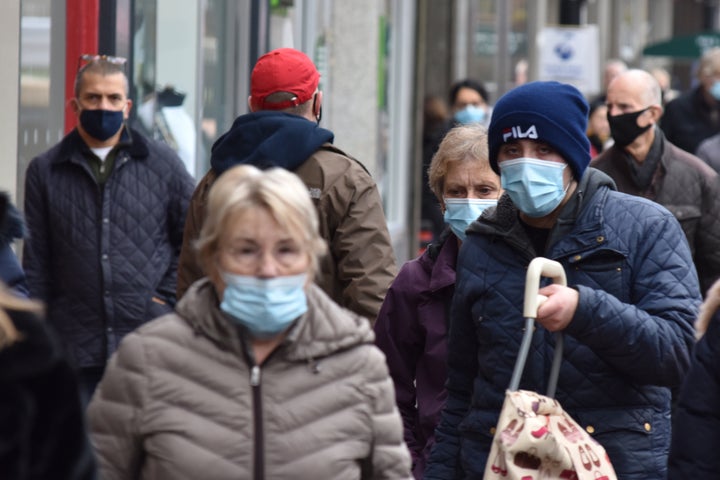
176, 278, 375, 362
210, 111, 335, 174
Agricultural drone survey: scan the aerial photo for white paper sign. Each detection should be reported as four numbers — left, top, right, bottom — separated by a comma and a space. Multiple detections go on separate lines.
538, 25, 600, 96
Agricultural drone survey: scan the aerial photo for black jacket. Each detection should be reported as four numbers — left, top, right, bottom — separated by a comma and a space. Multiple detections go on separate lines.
0, 193, 27, 296
23, 127, 195, 368
661, 86, 720, 154
669, 279, 720, 478
0, 307, 96, 479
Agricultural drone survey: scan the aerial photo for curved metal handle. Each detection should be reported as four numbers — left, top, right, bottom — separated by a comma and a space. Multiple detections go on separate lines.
509, 258, 567, 396
524, 257, 567, 317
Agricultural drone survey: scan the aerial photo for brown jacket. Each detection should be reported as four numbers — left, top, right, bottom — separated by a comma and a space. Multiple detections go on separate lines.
88, 279, 412, 480
177, 144, 396, 322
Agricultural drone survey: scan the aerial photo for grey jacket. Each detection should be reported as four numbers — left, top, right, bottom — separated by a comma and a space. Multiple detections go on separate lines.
88, 278, 412, 480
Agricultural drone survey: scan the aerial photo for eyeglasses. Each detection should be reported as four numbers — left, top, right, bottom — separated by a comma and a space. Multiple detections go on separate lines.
77, 54, 127, 71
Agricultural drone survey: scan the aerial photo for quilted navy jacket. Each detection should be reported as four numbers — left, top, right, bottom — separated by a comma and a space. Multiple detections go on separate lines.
23, 128, 195, 368
424, 168, 700, 480
668, 279, 720, 478
592, 130, 720, 294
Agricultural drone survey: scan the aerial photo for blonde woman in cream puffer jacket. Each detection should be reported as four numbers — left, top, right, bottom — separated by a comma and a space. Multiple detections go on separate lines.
88, 278, 412, 480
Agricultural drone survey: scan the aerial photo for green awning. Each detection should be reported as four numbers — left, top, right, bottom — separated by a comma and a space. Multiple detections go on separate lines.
642, 31, 720, 58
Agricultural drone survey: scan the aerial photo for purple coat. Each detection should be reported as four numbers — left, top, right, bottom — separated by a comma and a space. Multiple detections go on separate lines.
374, 231, 457, 479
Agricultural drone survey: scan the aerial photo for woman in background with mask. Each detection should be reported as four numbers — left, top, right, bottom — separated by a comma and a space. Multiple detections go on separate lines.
449, 79, 493, 127
374, 123, 501, 479
88, 165, 412, 480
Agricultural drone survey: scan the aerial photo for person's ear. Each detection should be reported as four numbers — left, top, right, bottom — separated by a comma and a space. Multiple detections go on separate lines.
312, 91, 323, 120
647, 105, 663, 124
123, 99, 133, 119
248, 95, 258, 112
69, 98, 81, 115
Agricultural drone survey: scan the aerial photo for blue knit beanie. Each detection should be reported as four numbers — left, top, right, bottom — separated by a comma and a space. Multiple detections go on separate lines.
488, 81, 591, 180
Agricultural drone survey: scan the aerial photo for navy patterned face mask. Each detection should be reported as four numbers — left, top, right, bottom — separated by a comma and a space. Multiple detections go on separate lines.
79, 108, 124, 141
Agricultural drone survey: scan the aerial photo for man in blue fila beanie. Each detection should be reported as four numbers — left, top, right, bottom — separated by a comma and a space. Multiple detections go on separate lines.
487, 80, 591, 182
425, 81, 700, 480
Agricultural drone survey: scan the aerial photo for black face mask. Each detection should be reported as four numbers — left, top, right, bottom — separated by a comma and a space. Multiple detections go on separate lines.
607, 108, 651, 147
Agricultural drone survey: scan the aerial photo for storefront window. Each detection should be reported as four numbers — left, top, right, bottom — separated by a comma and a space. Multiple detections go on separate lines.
18, 0, 64, 201
464, 0, 529, 102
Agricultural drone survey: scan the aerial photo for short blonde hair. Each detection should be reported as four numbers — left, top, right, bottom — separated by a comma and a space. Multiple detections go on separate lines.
428, 123, 491, 201
195, 165, 327, 280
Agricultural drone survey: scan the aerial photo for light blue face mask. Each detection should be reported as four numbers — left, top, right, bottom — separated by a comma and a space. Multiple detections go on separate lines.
454, 105, 486, 125
499, 157, 568, 218
220, 272, 308, 339
711, 80, 720, 101
443, 198, 498, 240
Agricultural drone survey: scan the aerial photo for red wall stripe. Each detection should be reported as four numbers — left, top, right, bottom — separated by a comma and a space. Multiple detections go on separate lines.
65, 0, 99, 133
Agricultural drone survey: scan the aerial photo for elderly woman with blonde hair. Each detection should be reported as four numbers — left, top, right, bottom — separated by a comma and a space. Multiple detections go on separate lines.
88, 165, 412, 480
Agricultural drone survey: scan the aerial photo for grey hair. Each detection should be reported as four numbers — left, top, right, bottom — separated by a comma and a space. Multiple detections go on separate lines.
74, 60, 129, 97
428, 123, 493, 201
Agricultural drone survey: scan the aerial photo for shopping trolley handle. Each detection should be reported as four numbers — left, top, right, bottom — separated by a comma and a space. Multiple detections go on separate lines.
523, 257, 567, 318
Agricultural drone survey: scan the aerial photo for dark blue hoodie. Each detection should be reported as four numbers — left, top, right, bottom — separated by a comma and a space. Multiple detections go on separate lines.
0, 193, 28, 297
210, 111, 334, 174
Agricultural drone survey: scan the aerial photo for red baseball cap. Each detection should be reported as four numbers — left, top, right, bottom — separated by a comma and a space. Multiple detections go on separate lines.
250, 48, 320, 110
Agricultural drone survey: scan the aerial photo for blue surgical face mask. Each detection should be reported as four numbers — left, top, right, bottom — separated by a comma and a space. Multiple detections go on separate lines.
220, 272, 308, 339
79, 108, 125, 141
443, 198, 498, 240
454, 105, 486, 125
710, 80, 720, 101
499, 157, 568, 218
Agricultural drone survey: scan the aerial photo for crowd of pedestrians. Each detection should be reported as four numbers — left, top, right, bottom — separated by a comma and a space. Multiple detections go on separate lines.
4, 43, 720, 480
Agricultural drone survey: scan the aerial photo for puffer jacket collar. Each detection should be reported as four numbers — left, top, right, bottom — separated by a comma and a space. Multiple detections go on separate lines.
176, 278, 375, 362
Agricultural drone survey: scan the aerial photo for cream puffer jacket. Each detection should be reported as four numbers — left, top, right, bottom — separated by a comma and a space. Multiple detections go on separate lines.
88, 279, 412, 480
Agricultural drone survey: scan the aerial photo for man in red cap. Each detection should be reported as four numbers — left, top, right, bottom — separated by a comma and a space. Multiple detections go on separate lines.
177, 48, 397, 322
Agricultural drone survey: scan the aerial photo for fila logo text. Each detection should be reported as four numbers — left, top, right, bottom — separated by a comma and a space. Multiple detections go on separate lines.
502, 125, 539, 142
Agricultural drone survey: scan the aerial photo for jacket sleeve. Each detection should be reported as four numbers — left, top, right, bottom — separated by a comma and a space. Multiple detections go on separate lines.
87, 331, 149, 480
22, 159, 51, 301
694, 171, 720, 294
668, 294, 720, 478
424, 258, 478, 480
363, 346, 414, 480
176, 171, 215, 300
326, 164, 397, 322
373, 266, 425, 465
156, 158, 196, 304
567, 209, 699, 387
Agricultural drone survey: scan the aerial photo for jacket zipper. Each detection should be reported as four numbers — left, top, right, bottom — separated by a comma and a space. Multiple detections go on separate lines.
250, 365, 264, 480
